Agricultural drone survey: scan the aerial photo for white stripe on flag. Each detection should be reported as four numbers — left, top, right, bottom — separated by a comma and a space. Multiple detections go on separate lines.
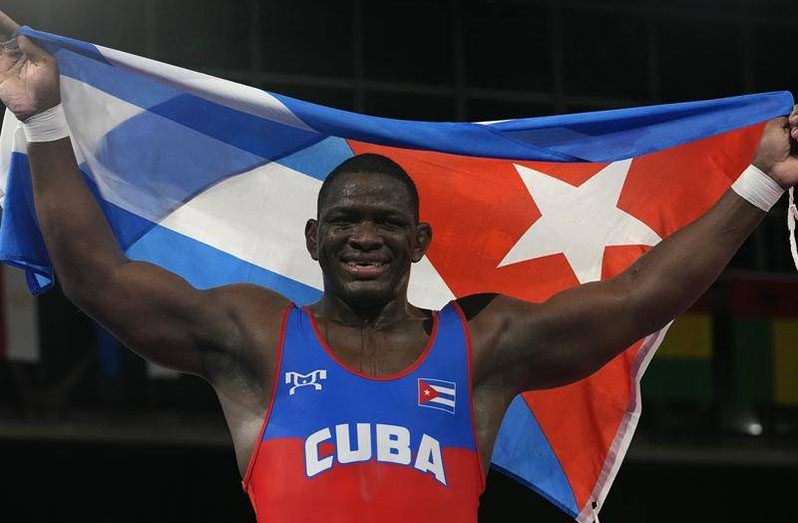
2, 265, 39, 362
430, 384, 456, 396
157, 161, 325, 290
430, 397, 455, 408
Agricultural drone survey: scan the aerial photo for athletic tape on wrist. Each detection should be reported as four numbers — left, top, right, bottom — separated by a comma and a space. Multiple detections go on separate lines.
22, 104, 70, 143
731, 164, 784, 212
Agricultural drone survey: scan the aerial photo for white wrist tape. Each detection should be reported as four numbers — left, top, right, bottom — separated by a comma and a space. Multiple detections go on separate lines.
22, 104, 70, 143
731, 164, 784, 212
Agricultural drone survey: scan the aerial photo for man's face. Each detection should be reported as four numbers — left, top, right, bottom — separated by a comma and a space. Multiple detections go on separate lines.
305, 171, 431, 308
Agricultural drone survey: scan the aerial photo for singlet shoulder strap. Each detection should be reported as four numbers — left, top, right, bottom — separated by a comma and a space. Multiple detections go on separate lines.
241, 301, 293, 490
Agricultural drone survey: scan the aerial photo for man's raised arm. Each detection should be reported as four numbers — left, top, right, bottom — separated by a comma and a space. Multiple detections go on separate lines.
467, 112, 798, 392
0, 13, 287, 379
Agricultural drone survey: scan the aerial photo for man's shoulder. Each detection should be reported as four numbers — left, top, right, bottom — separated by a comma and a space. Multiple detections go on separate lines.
207, 283, 291, 308
204, 283, 292, 336
453, 293, 541, 346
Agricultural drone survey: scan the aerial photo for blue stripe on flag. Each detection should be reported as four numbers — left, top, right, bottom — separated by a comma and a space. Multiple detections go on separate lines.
148, 94, 322, 160
0, 153, 52, 294
490, 92, 794, 162
491, 396, 579, 517
97, 188, 158, 249
98, 109, 269, 204
275, 91, 793, 163
54, 46, 181, 110
277, 136, 354, 181
272, 93, 581, 162
125, 224, 322, 304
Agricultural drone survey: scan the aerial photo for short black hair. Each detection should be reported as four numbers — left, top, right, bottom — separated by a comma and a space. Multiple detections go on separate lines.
317, 153, 420, 220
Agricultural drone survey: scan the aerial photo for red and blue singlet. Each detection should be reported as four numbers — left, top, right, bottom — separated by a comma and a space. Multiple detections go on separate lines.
242, 302, 485, 522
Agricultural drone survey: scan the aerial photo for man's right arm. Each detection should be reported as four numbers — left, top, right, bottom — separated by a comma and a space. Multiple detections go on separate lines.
29, 137, 292, 376
2, 16, 288, 380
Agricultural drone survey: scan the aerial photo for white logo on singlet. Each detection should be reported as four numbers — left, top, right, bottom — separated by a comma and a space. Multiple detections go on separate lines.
304, 423, 447, 485
285, 370, 327, 395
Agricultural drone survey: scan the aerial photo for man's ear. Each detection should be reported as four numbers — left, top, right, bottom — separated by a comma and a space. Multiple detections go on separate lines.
411, 222, 432, 263
305, 219, 319, 260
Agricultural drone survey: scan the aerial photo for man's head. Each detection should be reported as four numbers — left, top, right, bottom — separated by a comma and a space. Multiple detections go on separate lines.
305, 153, 432, 309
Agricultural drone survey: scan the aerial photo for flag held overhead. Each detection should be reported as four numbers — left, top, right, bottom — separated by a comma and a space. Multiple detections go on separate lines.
0, 26, 793, 522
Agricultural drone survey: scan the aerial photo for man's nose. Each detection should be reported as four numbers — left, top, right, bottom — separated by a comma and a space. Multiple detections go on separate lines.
349, 221, 383, 250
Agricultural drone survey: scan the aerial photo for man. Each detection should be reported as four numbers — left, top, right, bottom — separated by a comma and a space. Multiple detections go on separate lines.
1, 9, 796, 523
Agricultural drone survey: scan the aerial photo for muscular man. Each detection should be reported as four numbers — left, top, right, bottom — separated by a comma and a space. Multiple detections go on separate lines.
1, 10, 797, 523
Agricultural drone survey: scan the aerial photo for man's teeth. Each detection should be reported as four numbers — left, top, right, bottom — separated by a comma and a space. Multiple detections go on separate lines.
346, 261, 384, 267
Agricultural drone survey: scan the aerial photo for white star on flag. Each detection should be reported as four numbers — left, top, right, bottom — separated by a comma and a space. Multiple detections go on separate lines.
499, 159, 662, 284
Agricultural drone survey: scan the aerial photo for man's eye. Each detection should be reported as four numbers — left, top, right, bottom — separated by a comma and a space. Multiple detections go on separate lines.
379, 220, 405, 230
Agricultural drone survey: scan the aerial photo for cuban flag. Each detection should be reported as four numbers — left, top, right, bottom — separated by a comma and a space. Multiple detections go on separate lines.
418, 378, 457, 414
0, 26, 793, 522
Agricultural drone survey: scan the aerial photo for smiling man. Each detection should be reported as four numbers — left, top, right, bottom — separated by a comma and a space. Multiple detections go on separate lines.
1, 9, 798, 523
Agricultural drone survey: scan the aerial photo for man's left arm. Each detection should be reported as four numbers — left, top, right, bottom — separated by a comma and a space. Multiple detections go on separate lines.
467, 109, 798, 392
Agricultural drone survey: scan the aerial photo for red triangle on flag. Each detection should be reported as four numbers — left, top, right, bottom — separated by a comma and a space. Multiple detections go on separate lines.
418, 380, 440, 404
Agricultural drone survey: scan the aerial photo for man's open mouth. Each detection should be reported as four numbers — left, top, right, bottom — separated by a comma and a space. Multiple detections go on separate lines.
344, 260, 386, 268
340, 257, 390, 278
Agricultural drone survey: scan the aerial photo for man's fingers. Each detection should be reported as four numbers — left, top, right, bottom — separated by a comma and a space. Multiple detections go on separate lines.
16, 35, 48, 62
768, 116, 788, 135
791, 104, 798, 142
0, 11, 20, 41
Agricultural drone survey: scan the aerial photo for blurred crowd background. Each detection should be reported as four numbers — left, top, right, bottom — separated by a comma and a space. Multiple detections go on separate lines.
0, 1, 796, 521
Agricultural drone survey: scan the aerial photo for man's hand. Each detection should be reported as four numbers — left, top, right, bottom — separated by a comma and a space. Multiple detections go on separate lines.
753, 105, 798, 189
0, 11, 60, 121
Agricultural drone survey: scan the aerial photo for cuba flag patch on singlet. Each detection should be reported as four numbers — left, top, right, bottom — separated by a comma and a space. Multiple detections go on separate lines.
418, 378, 457, 414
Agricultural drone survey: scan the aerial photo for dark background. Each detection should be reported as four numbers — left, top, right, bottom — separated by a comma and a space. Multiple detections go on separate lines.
0, 0, 796, 522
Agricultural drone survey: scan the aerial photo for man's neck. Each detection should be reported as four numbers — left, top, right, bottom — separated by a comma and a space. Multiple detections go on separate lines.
311, 292, 421, 329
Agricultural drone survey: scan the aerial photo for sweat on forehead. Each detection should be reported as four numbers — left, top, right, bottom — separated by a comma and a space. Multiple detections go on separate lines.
317, 153, 420, 219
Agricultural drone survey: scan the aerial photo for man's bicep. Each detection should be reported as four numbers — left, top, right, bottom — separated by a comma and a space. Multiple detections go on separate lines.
74, 260, 275, 377
481, 280, 638, 390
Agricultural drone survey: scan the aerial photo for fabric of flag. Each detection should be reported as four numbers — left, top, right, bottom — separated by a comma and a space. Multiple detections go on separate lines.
0, 26, 793, 522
